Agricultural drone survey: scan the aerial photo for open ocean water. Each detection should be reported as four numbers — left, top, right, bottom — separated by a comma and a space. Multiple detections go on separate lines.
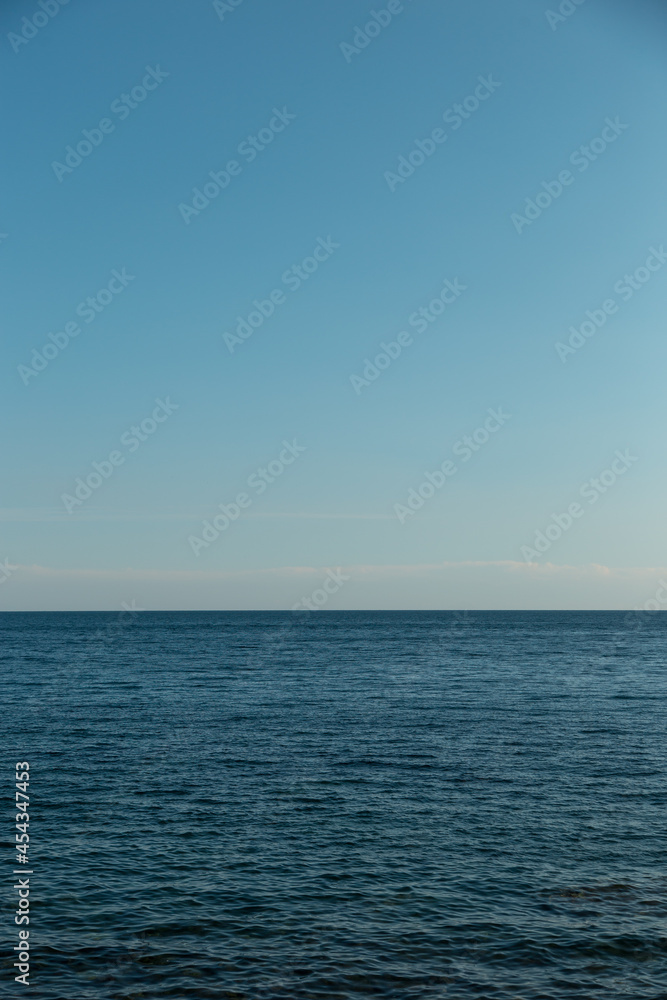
2, 610, 667, 999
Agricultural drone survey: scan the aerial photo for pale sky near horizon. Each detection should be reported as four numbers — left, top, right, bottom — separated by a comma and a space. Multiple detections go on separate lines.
2, 0, 666, 611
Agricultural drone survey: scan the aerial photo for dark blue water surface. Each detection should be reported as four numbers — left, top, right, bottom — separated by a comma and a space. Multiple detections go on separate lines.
3, 611, 667, 999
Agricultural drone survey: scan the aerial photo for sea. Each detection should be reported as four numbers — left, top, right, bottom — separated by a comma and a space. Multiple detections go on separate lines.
2, 610, 667, 999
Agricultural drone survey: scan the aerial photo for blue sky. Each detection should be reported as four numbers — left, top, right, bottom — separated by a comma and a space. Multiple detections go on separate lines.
2, 0, 666, 610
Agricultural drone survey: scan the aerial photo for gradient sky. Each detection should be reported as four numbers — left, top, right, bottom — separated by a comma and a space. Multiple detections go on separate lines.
2, 0, 666, 610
